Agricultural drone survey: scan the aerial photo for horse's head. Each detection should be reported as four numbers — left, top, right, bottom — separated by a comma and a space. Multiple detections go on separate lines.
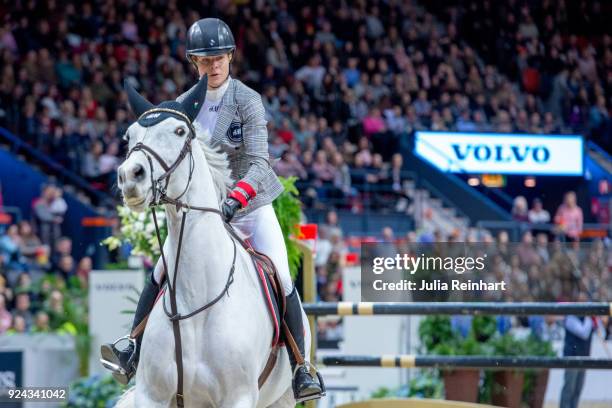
118, 76, 208, 211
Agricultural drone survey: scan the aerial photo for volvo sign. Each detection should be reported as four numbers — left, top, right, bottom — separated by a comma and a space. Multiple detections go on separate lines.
414, 131, 583, 176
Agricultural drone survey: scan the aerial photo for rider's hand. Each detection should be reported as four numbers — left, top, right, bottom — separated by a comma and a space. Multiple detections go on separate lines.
222, 197, 242, 222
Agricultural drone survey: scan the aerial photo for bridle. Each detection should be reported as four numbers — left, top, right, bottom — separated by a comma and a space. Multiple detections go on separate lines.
126, 108, 197, 210
125, 107, 236, 407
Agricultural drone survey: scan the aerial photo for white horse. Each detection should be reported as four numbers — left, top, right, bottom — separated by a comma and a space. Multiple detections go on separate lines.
114, 77, 307, 407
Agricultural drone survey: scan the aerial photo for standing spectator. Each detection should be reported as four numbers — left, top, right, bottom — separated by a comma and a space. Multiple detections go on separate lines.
49, 186, 67, 235
554, 191, 583, 241
560, 291, 594, 408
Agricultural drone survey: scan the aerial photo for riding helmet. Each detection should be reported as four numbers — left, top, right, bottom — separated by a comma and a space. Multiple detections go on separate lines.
186, 18, 236, 60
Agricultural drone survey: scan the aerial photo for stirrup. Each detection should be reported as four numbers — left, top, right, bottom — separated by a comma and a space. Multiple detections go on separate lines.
293, 361, 326, 403
99, 335, 138, 384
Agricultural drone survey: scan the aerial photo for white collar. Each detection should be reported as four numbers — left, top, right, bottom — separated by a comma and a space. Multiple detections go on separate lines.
205, 76, 231, 102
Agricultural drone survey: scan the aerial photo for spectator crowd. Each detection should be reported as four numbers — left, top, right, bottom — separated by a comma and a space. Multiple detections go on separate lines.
0, 182, 90, 335
0, 0, 609, 210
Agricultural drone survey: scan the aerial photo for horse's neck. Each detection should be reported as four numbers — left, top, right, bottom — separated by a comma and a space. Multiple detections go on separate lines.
163, 162, 233, 306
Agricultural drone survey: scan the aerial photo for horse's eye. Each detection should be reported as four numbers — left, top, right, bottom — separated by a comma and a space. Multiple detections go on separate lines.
175, 127, 186, 137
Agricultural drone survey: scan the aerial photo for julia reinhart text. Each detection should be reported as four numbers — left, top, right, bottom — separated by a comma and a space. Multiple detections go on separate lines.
373, 279, 507, 291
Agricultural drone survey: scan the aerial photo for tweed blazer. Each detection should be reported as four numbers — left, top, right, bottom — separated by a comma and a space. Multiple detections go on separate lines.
178, 78, 283, 217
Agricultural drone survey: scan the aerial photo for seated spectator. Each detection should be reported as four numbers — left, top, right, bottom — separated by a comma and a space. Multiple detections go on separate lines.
273, 149, 303, 178
32, 185, 62, 247
7, 315, 27, 334
53, 255, 75, 281
528, 198, 551, 224
17, 220, 47, 265
311, 152, 332, 183
331, 152, 352, 198
516, 231, 541, 269
511, 195, 529, 222
0, 274, 12, 306
76, 256, 92, 288
32, 311, 50, 333
12, 292, 33, 330
45, 289, 64, 329
0, 293, 12, 334
50, 236, 72, 271
0, 225, 27, 272
362, 108, 385, 137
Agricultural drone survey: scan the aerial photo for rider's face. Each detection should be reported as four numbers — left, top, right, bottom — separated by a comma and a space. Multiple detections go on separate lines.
192, 53, 231, 89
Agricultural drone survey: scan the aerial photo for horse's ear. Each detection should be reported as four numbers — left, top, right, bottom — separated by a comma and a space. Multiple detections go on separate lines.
180, 75, 208, 122
124, 79, 154, 118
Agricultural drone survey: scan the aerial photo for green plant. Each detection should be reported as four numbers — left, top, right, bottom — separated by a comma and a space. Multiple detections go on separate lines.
272, 176, 303, 280
407, 370, 444, 398
433, 334, 485, 356
471, 316, 496, 342
522, 334, 556, 404
64, 375, 127, 407
418, 316, 453, 353
488, 333, 527, 357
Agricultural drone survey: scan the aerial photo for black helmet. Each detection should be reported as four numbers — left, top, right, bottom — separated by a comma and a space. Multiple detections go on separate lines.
186, 18, 235, 59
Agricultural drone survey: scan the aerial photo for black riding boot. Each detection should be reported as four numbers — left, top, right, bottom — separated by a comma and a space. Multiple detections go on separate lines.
100, 272, 160, 384
285, 287, 324, 402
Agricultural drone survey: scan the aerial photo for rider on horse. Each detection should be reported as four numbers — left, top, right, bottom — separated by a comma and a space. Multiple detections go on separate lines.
101, 17, 324, 402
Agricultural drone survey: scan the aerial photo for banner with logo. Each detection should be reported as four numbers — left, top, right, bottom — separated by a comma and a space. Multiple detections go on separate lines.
414, 131, 583, 176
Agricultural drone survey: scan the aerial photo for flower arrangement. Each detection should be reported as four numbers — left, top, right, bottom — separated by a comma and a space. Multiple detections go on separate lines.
102, 205, 167, 262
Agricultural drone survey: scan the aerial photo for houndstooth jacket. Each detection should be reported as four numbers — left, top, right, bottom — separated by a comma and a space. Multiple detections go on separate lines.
178, 78, 284, 217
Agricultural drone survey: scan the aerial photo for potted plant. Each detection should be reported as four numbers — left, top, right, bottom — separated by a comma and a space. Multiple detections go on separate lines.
522, 334, 555, 408
488, 334, 527, 408
434, 334, 483, 403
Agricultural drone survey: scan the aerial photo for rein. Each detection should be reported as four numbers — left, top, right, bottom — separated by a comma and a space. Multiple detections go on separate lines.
127, 108, 236, 407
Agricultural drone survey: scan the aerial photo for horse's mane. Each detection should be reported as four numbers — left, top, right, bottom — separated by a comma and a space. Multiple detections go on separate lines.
192, 122, 234, 204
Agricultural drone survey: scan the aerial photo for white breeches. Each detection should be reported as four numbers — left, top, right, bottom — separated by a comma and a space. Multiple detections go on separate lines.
230, 204, 294, 295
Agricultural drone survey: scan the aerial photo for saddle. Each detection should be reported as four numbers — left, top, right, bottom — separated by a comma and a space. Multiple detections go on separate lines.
225, 226, 287, 388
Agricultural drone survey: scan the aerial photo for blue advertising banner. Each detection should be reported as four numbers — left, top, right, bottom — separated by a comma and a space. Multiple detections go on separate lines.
414, 131, 584, 176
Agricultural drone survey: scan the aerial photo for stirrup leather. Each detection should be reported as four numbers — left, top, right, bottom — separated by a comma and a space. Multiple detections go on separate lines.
293, 361, 327, 403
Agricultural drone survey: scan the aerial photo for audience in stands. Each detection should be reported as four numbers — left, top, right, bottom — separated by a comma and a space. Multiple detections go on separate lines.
1, 0, 609, 212
0, 216, 89, 335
